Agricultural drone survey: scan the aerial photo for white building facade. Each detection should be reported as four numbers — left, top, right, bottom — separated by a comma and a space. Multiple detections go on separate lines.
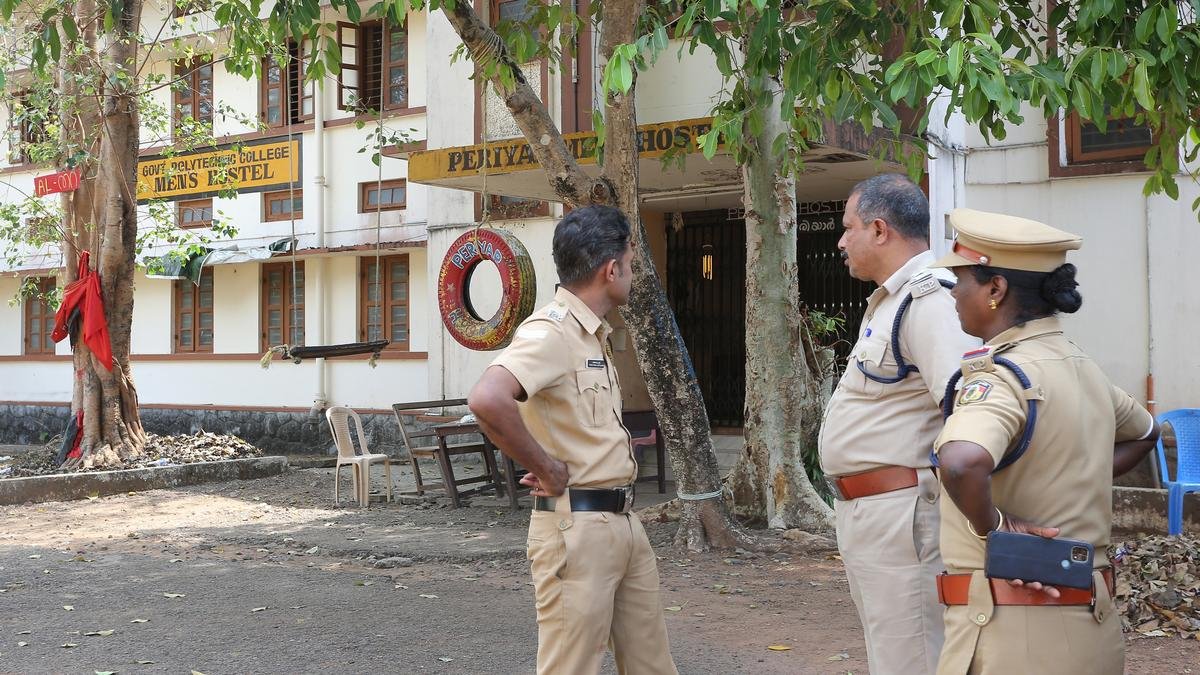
0, 3, 1193, 452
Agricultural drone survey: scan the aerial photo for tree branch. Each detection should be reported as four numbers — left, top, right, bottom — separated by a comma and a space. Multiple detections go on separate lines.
439, 1, 611, 206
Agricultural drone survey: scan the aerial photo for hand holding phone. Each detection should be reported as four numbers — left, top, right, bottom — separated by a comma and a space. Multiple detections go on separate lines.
985, 530, 1095, 590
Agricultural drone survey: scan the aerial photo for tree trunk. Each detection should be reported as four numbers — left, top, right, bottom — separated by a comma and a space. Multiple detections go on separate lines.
66, 0, 146, 467
726, 64, 834, 532
438, 1, 751, 550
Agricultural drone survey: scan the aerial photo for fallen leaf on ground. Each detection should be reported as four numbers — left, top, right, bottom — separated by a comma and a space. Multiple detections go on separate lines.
28, 554, 40, 559
438, 657, 453, 662
63, 605, 74, 611
192, 671, 207, 675
664, 606, 682, 612
163, 593, 185, 599
17, 630, 31, 635
827, 652, 849, 661
84, 630, 115, 637
94, 671, 116, 675
418, 594, 438, 599
135, 660, 155, 665
767, 645, 791, 651
130, 619, 149, 624
17, 642, 27, 647
251, 607, 267, 613
61, 642, 78, 648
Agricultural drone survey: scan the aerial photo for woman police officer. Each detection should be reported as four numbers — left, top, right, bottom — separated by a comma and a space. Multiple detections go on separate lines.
929, 209, 1159, 674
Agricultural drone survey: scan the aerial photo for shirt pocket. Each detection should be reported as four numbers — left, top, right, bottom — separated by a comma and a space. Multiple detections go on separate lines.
575, 368, 612, 428
844, 335, 889, 398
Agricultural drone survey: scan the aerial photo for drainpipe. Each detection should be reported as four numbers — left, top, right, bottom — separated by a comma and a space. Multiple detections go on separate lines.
1144, 198, 1160, 488
310, 65, 329, 419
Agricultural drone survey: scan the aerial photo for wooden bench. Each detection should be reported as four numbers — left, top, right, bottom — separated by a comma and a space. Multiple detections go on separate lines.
392, 399, 504, 508
623, 409, 668, 493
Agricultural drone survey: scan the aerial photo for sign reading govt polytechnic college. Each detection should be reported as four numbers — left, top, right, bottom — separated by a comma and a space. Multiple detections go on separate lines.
136, 138, 301, 201
408, 117, 715, 181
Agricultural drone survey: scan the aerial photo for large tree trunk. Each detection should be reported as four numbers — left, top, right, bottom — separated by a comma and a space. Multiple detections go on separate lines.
438, 1, 750, 550
726, 47, 834, 532
64, 0, 146, 467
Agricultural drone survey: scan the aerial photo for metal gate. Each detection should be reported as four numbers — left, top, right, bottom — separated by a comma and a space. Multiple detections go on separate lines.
665, 203, 872, 428
796, 200, 873, 364
666, 210, 746, 428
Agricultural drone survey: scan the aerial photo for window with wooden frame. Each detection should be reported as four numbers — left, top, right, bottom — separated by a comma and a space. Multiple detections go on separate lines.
359, 255, 410, 350
23, 276, 57, 355
493, 0, 535, 24
174, 274, 214, 353
7, 92, 48, 165
336, 20, 408, 112
261, 41, 314, 128
261, 261, 304, 350
177, 198, 213, 228
1066, 110, 1153, 164
173, 57, 214, 135
359, 179, 406, 213
172, 0, 211, 17
263, 189, 303, 222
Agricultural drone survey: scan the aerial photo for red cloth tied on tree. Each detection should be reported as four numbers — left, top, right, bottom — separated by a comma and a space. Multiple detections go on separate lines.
51, 251, 113, 371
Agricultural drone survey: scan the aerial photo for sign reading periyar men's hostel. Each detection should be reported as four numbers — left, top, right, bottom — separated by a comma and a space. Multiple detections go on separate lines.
409, 117, 715, 181
136, 138, 301, 201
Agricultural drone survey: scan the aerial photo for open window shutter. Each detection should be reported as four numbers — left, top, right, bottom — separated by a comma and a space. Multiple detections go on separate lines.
337, 22, 360, 111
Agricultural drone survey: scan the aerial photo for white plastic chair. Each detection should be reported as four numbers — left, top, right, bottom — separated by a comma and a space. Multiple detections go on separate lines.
326, 406, 393, 507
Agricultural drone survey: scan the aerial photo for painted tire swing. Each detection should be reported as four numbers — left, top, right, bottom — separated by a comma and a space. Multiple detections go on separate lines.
438, 228, 538, 351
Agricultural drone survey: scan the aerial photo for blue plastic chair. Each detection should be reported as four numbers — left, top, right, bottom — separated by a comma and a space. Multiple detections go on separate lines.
1155, 409, 1200, 536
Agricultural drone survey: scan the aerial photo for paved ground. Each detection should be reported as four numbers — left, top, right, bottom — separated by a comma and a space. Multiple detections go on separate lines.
0, 463, 1196, 674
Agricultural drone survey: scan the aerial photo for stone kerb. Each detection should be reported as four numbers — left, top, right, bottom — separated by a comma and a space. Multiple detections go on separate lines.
0, 456, 289, 506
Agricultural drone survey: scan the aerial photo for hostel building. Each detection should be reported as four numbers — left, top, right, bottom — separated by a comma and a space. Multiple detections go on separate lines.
1, 3, 1195, 455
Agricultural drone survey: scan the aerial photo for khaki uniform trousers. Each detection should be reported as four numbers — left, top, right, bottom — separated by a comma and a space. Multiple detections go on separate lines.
835, 471, 944, 675
937, 569, 1122, 675
526, 498, 678, 675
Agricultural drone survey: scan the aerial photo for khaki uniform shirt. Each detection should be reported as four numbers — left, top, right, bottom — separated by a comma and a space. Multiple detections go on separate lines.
819, 251, 979, 476
491, 287, 636, 488
934, 317, 1155, 572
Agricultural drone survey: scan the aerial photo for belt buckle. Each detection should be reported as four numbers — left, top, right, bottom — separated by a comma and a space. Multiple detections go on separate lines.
824, 475, 846, 501
617, 485, 634, 513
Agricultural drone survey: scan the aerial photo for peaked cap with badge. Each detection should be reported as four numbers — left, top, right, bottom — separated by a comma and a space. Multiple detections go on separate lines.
933, 208, 1082, 273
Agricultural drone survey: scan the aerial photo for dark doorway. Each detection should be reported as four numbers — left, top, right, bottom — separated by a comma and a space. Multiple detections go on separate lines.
796, 200, 873, 363
665, 202, 872, 429
666, 209, 746, 428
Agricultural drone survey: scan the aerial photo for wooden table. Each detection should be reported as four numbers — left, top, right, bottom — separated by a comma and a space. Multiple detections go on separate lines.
431, 421, 528, 509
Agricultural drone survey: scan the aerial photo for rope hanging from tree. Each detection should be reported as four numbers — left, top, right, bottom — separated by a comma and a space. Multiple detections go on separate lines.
261, 38, 391, 368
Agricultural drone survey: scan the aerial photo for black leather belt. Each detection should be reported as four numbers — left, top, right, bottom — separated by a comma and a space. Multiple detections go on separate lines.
533, 486, 635, 514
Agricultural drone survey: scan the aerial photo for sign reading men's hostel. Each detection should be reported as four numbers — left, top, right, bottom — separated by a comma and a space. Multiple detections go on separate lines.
136, 138, 301, 201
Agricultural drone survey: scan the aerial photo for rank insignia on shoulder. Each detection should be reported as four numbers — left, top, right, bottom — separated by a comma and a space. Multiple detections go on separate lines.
586, 358, 605, 369
908, 270, 941, 298
960, 346, 995, 377
959, 380, 993, 404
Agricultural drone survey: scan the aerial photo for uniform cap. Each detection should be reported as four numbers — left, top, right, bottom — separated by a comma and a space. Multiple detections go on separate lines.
932, 208, 1082, 273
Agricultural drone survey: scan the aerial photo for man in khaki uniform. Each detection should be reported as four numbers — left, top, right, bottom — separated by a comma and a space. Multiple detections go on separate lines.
468, 205, 677, 675
818, 175, 978, 674
931, 209, 1158, 674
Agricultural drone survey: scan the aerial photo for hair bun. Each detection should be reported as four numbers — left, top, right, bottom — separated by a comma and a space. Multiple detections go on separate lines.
1040, 263, 1082, 314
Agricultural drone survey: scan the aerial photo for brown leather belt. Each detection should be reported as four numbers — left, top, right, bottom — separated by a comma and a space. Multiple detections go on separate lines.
825, 465, 919, 500
936, 567, 1114, 606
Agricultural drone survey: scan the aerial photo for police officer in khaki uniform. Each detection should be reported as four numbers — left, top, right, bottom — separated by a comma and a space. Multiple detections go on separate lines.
931, 209, 1159, 674
468, 205, 677, 675
820, 175, 978, 674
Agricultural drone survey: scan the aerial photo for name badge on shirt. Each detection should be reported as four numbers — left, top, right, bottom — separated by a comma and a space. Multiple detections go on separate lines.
586, 358, 605, 369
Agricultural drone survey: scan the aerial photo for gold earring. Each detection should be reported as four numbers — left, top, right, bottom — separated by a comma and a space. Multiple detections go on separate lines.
989, 299, 999, 310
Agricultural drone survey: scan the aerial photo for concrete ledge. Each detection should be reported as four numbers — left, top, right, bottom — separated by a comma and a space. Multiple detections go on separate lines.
1113, 486, 1200, 534
0, 456, 289, 506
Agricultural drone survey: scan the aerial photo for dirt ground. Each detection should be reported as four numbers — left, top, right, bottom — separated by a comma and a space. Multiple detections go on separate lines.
0, 465, 1196, 674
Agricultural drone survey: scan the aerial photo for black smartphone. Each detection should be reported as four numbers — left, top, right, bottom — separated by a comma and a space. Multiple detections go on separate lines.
984, 531, 1095, 590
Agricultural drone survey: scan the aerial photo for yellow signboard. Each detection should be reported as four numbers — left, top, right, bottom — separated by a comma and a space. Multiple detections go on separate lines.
407, 117, 716, 182
136, 138, 301, 201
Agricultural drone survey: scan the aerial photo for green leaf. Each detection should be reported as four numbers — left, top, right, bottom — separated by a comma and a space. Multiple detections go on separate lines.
1133, 61, 1154, 110
947, 42, 965, 81
1135, 6, 1156, 44
1156, 5, 1171, 43
346, 1, 361, 23
1090, 51, 1105, 87
62, 14, 79, 42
